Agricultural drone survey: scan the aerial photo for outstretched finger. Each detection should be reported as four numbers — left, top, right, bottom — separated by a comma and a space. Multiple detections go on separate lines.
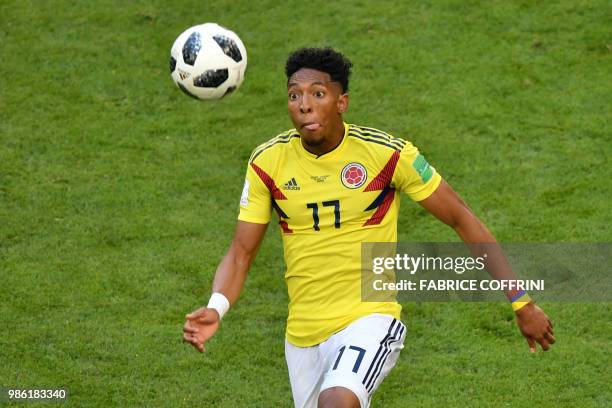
183, 332, 195, 343
183, 333, 206, 353
544, 332, 556, 344
183, 324, 199, 334
191, 337, 206, 353
526, 337, 537, 353
538, 338, 550, 351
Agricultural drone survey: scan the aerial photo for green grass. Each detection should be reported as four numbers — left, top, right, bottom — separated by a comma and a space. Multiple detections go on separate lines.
1, 0, 610, 406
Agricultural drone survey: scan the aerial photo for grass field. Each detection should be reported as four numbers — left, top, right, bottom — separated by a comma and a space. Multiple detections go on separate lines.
1, 0, 611, 406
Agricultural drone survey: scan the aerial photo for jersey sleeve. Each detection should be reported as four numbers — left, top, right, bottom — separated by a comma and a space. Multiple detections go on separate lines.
237, 160, 272, 224
392, 141, 442, 201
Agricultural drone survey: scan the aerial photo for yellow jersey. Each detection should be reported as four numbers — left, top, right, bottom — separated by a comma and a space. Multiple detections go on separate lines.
238, 123, 442, 347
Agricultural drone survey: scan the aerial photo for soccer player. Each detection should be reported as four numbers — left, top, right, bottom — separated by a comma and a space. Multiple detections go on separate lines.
183, 48, 555, 408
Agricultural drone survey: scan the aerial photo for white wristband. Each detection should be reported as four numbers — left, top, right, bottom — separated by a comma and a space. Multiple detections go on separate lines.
207, 292, 230, 320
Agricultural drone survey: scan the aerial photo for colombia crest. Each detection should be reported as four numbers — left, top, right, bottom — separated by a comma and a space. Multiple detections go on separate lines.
341, 162, 368, 189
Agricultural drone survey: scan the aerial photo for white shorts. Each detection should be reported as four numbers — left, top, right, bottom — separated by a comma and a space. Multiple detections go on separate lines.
285, 313, 406, 408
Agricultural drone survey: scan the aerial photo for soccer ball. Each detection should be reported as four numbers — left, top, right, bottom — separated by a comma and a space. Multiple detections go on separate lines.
170, 23, 247, 100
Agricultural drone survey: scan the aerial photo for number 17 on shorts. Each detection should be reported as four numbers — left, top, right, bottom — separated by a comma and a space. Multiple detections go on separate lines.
286, 314, 406, 408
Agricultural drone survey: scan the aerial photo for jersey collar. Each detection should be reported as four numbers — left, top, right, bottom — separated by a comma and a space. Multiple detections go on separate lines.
298, 122, 349, 160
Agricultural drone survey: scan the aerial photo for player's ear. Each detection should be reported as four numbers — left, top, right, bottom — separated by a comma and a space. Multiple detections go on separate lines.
337, 93, 349, 114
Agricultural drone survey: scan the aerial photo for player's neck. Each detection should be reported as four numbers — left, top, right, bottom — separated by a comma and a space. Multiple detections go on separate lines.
302, 120, 345, 156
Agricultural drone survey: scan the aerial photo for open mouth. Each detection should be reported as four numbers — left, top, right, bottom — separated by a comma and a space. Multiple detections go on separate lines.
302, 122, 321, 131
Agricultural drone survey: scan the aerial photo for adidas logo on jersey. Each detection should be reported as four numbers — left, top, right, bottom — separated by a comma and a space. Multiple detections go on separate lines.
282, 177, 300, 191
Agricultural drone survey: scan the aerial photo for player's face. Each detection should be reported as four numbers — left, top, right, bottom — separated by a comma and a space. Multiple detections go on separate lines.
287, 68, 349, 154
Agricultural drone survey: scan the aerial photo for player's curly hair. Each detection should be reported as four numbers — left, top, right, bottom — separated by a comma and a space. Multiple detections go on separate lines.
285, 47, 353, 93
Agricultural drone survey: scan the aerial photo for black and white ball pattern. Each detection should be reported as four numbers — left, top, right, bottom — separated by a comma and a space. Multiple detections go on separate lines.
170, 23, 247, 100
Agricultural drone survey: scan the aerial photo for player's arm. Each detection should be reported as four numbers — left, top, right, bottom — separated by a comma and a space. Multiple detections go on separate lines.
211, 220, 268, 303
183, 220, 268, 352
418, 180, 555, 352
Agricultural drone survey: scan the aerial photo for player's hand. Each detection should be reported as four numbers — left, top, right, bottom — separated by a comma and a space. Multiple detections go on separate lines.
183, 307, 220, 353
515, 303, 555, 353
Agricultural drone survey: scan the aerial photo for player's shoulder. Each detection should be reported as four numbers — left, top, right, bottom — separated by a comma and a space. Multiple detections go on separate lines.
347, 123, 412, 153
248, 128, 300, 163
